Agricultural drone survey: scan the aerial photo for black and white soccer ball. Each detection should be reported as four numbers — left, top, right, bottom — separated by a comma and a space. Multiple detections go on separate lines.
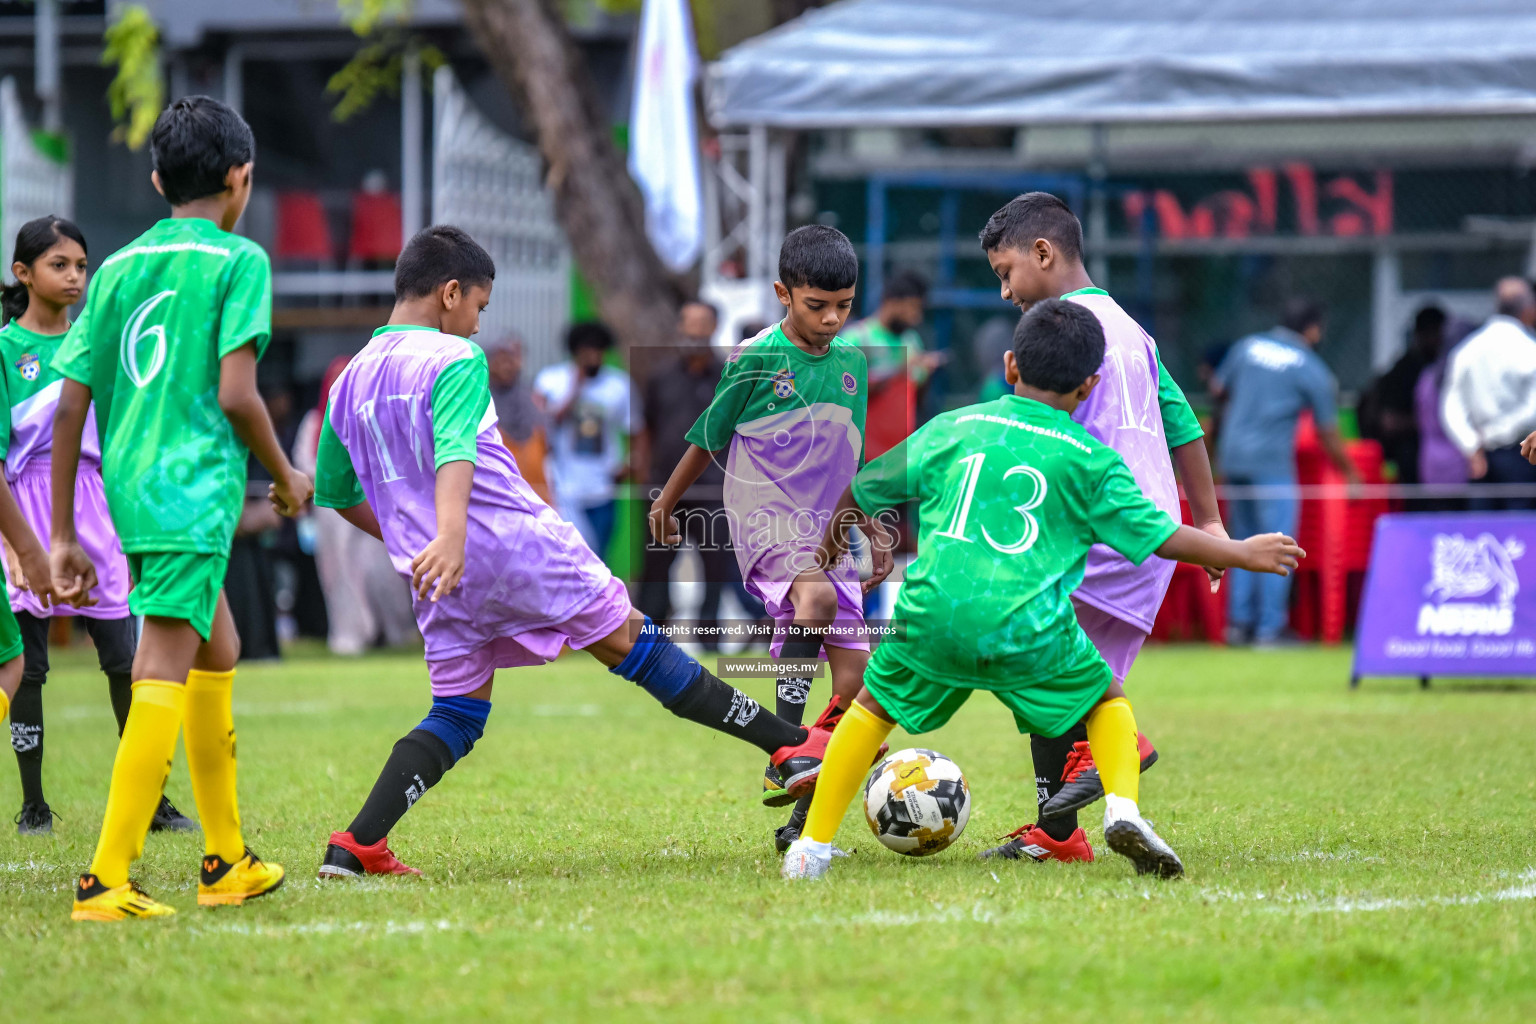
863, 748, 971, 856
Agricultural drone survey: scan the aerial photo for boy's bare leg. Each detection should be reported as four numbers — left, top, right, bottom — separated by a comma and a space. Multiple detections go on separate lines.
825, 644, 869, 708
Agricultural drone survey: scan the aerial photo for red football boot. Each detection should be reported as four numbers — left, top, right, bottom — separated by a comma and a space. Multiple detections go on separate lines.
1040, 732, 1159, 819
317, 830, 422, 879
978, 823, 1094, 863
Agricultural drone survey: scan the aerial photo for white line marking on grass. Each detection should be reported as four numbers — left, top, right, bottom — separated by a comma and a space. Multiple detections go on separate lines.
190, 918, 459, 938
1197, 869, 1536, 916
0, 860, 61, 872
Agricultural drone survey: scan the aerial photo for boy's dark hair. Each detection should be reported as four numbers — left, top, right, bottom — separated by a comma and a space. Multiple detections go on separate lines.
149, 96, 256, 206
979, 192, 1083, 263
566, 321, 616, 354
884, 269, 929, 303
1280, 297, 1326, 335
394, 225, 496, 301
778, 224, 858, 292
1012, 299, 1106, 394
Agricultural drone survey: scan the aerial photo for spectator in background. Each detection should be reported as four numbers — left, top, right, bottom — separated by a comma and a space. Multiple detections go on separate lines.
292, 355, 417, 655
634, 300, 754, 647
842, 270, 946, 458
534, 322, 632, 557
1416, 317, 1475, 511
1214, 298, 1360, 647
973, 314, 1016, 402
1441, 277, 1536, 510
487, 336, 552, 505
1360, 305, 1446, 484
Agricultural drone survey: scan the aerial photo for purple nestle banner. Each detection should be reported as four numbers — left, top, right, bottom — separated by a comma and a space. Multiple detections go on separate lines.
1354, 513, 1536, 678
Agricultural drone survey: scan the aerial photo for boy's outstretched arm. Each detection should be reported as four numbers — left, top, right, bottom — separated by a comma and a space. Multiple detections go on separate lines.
648, 444, 716, 545
219, 343, 312, 515
48, 378, 95, 607
411, 460, 473, 602
1156, 526, 1304, 577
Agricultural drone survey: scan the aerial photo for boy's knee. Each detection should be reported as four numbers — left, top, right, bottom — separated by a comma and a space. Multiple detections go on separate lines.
793, 584, 839, 626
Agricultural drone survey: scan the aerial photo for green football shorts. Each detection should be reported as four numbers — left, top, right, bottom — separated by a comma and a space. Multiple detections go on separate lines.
127, 552, 229, 641
861, 643, 1112, 739
0, 587, 22, 664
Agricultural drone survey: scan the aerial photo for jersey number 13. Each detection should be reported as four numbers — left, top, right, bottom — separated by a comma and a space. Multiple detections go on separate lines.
934, 452, 1048, 555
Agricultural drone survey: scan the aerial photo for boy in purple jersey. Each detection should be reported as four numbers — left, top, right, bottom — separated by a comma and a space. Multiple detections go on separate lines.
975, 193, 1229, 864
310, 227, 828, 878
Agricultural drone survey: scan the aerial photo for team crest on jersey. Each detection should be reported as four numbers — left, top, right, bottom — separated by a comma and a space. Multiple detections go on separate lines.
771, 369, 796, 398
14, 353, 39, 382
841, 371, 857, 395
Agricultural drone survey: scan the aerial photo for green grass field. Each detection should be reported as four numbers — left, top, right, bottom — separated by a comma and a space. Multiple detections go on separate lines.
3, 642, 1535, 1022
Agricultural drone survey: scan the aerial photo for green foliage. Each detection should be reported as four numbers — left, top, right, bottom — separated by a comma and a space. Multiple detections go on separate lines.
101, 3, 164, 150
328, 0, 444, 122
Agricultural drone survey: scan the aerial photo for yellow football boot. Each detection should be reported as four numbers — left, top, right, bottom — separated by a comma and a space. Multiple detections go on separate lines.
197, 847, 285, 907
71, 874, 176, 921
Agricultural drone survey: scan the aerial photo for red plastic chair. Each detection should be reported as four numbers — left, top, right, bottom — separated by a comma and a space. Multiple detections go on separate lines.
275, 191, 334, 264
1290, 413, 1389, 643
1151, 492, 1229, 644
348, 190, 403, 263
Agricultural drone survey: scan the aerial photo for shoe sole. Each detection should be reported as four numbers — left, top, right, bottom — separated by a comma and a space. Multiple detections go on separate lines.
1104, 820, 1183, 879
197, 871, 286, 907
70, 901, 177, 922
316, 863, 363, 880
778, 767, 819, 803
762, 787, 796, 808
1040, 750, 1159, 820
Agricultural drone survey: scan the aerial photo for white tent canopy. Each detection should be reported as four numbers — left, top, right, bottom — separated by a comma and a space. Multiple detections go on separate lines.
707, 0, 1536, 129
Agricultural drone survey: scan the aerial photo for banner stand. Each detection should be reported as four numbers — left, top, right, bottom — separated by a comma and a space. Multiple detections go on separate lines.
1351, 513, 1536, 689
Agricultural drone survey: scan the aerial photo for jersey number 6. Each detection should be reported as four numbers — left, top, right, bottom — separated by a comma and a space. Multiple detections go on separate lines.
933, 452, 1048, 554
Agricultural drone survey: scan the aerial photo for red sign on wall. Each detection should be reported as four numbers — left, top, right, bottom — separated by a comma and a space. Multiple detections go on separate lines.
1123, 165, 1393, 240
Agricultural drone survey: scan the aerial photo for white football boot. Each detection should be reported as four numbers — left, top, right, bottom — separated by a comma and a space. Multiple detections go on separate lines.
1102, 794, 1183, 878
781, 837, 847, 880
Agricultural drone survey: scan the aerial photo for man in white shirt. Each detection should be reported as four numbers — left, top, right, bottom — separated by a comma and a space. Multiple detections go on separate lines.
533, 322, 633, 556
1442, 277, 1536, 509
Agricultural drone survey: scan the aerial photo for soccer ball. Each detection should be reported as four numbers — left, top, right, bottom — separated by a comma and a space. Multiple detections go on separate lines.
863, 748, 971, 856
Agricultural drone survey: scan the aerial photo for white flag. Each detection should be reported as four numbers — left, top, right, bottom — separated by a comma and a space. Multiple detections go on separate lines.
629, 0, 704, 272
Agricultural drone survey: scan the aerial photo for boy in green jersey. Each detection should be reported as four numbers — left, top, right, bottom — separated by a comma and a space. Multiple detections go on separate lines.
50, 97, 313, 920
651, 226, 894, 847
782, 300, 1304, 881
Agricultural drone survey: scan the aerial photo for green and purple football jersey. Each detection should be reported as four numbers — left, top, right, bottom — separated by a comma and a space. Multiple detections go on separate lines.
315, 326, 623, 672
684, 322, 868, 588
1064, 288, 1203, 633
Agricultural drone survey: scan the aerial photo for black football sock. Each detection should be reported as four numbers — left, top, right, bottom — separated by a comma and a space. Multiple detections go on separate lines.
9, 679, 44, 806
1031, 721, 1087, 843
781, 793, 812, 835
107, 673, 133, 736
666, 669, 807, 755
774, 624, 824, 725
346, 730, 455, 847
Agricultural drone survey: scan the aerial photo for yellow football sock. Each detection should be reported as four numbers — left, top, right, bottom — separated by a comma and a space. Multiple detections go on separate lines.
803, 701, 894, 844
1084, 696, 1140, 804
184, 669, 244, 863
88, 680, 185, 888
0, 687, 9, 721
